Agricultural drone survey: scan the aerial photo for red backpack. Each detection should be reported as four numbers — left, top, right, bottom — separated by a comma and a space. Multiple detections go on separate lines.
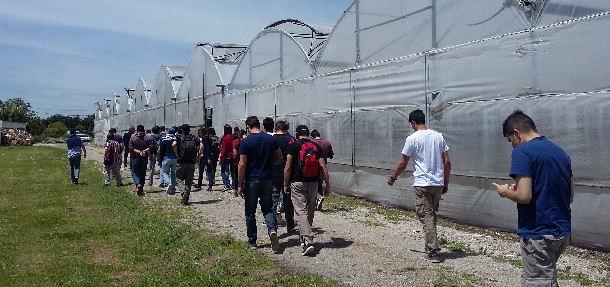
297, 141, 319, 177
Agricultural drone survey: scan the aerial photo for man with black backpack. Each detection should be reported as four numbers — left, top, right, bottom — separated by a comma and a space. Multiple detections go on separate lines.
173, 124, 203, 205
148, 126, 162, 186
284, 125, 330, 256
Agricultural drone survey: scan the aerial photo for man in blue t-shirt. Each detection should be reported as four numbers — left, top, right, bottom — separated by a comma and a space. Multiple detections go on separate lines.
66, 129, 87, 184
493, 110, 574, 286
237, 116, 283, 252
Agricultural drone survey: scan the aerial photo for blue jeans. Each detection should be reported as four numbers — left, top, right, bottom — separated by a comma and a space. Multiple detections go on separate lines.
148, 154, 157, 185
317, 173, 324, 198
198, 159, 215, 188
244, 178, 277, 245
221, 158, 236, 189
69, 156, 81, 183
130, 158, 148, 186
161, 158, 177, 194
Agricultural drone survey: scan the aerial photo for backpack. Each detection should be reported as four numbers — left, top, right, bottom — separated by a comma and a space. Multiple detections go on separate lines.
210, 135, 221, 158
103, 143, 114, 166
297, 141, 319, 178
179, 134, 198, 160
151, 134, 162, 155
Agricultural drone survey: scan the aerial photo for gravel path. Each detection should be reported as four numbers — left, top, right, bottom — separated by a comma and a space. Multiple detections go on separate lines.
60, 143, 609, 286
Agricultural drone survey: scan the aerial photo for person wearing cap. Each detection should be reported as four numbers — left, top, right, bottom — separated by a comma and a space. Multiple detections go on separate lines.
237, 116, 283, 251
173, 124, 203, 204
158, 127, 178, 194
284, 124, 330, 256
129, 125, 153, 195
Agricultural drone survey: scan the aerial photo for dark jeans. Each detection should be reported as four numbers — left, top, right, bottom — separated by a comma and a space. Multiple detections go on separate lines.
198, 159, 215, 188
176, 162, 196, 195
123, 150, 129, 168
244, 178, 276, 245
69, 156, 81, 183
130, 158, 148, 186
221, 158, 236, 189
273, 176, 295, 228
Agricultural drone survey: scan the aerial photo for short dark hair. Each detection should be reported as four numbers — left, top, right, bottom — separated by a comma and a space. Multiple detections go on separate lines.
502, 110, 537, 136
311, 129, 321, 138
198, 128, 207, 137
70, 128, 77, 135
137, 125, 145, 133
109, 128, 117, 134
262, 117, 274, 132
160, 126, 166, 132
208, 127, 216, 135
107, 133, 114, 140
408, 109, 426, 125
152, 126, 160, 134
246, 116, 260, 129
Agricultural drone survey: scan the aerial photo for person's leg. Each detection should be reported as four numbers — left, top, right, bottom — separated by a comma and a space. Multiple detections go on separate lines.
69, 157, 76, 183
161, 159, 170, 188
244, 179, 259, 246
130, 159, 139, 185
176, 163, 186, 195
148, 154, 156, 185
291, 182, 314, 244
520, 235, 570, 287
304, 182, 318, 226
103, 164, 111, 185
228, 158, 236, 190
220, 159, 230, 188
169, 159, 177, 194
259, 179, 277, 233
184, 163, 195, 193
123, 151, 129, 169
283, 183, 296, 231
271, 177, 281, 220
206, 162, 214, 189
414, 186, 442, 256
138, 158, 148, 186
112, 162, 123, 185
73, 156, 81, 182
198, 160, 204, 187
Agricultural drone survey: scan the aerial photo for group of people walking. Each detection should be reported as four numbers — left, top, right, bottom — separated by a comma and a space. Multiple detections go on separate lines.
69, 108, 573, 284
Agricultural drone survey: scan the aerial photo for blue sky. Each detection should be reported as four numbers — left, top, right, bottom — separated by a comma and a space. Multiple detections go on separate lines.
0, 0, 353, 117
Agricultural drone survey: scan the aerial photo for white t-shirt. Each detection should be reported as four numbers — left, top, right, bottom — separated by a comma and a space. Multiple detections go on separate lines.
401, 129, 449, 186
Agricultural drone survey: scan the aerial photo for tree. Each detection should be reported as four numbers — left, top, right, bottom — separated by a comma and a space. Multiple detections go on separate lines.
42, 122, 69, 139
0, 98, 36, 123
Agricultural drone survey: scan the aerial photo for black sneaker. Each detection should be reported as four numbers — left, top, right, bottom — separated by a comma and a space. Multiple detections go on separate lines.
302, 242, 314, 256
245, 242, 257, 251
181, 191, 190, 205
424, 252, 443, 263
74, 178, 79, 184
269, 231, 280, 252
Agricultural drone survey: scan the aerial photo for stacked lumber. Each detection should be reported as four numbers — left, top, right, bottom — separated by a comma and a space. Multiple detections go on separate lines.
0, 129, 33, 146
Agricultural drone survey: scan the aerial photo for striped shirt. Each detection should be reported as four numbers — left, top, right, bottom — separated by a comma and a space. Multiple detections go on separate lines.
105, 140, 122, 162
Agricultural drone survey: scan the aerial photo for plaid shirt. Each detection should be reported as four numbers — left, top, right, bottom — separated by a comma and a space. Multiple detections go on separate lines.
105, 140, 122, 162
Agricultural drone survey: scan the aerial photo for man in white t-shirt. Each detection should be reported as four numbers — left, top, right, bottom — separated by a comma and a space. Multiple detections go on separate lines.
387, 109, 451, 263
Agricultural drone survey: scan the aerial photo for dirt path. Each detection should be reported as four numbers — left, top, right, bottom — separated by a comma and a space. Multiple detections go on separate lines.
62, 143, 609, 286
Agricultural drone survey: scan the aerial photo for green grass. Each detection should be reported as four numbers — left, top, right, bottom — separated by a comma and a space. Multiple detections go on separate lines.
434, 266, 488, 287
0, 146, 335, 286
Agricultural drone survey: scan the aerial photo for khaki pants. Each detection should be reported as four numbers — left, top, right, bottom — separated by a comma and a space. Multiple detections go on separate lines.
414, 186, 443, 256
290, 181, 318, 245
103, 162, 123, 185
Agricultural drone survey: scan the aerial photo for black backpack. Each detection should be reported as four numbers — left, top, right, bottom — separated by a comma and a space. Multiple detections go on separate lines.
179, 134, 198, 160
151, 134, 162, 155
210, 135, 221, 157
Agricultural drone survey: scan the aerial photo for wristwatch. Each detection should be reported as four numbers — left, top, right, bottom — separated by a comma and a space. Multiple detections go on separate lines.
389, 176, 397, 181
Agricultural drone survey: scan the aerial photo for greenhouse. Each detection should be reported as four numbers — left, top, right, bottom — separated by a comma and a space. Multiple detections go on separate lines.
94, 0, 610, 251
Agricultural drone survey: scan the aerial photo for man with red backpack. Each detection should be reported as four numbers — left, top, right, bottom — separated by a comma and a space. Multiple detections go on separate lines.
284, 125, 330, 256
173, 124, 203, 205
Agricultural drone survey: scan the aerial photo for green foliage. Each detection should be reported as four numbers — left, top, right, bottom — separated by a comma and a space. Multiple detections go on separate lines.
41, 122, 69, 139
0, 147, 335, 286
0, 98, 36, 123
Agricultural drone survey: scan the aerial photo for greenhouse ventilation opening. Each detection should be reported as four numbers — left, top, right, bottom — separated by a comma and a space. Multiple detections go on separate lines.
94, 0, 610, 252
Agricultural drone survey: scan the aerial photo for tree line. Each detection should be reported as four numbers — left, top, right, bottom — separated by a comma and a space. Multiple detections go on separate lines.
0, 98, 94, 139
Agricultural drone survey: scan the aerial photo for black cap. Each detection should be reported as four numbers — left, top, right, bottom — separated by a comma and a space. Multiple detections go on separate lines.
181, 123, 190, 130
295, 124, 309, 135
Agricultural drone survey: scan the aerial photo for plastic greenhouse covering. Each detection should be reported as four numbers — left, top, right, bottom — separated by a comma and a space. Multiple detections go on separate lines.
94, 0, 610, 251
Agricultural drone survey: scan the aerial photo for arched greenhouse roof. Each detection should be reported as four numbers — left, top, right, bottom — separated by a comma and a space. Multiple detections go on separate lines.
314, 0, 610, 74
134, 78, 153, 111
229, 19, 332, 91
176, 43, 247, 101
153, 65, 185, 106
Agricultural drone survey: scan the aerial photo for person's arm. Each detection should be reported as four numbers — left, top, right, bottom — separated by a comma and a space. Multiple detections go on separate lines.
441, 151, 451, 194
81, 139, 87, 158
172, 140, 179, 159
387, 154, 410, 186
492, 175, 533, 204
157, 143, 164, 163
237, 154, 247, 198
319, 157, 330, 195
283, 154, 293, 194
196, 142, 203, 163
272, 148, 283, 165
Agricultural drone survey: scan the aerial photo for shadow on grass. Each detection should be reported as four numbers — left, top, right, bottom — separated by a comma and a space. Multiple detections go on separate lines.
189, 199, 222, 205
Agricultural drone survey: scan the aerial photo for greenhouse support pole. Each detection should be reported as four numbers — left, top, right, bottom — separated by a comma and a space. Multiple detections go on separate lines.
350, 68, 356, 172
202, 73, 206, 125
355, 0, 361, 65
274, 88, 278, 121
431, 0, 437, 48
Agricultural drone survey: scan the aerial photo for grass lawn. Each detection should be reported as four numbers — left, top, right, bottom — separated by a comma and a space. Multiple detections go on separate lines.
0, 147, 334, 286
